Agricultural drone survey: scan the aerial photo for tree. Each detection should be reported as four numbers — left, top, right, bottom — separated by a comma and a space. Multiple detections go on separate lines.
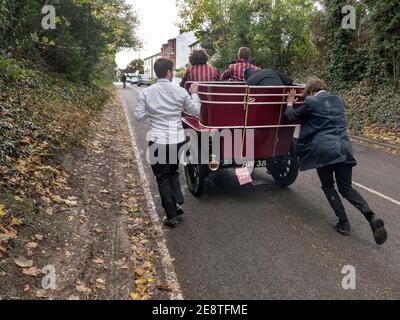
125, 59, 144, 74
0, 0, 142, 83
177, 0, 319, 75
321, 0, 369, 89
364, 1, 400, 87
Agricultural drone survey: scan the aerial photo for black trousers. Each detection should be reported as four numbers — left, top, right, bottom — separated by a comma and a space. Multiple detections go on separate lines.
149, 142, 184, 220
317, 163, 374, 223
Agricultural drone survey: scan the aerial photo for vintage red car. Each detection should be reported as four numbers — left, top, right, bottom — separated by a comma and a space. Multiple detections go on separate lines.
183, 81, 304, 196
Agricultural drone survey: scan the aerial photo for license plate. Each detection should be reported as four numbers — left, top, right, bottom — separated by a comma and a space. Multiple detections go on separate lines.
235, 167, 253, 185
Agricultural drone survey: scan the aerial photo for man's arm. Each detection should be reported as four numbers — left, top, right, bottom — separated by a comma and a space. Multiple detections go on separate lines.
135, 91, 149, 122
220, 68, 231, 81
182, 84, 201, 117
285, 101, 310, 121
284, 89, 310, 121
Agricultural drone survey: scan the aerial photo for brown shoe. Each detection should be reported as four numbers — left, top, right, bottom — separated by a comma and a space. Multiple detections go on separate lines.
370, 217, 387, 245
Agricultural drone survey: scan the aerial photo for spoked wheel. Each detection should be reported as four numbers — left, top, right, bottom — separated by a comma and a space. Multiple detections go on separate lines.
184, 163, 208, 196
268, 140, 299, 187
183, 140, 208, 196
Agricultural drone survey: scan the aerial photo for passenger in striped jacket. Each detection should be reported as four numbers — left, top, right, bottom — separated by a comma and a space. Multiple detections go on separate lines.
180, 49, 220, 88
220, 47, 259, 82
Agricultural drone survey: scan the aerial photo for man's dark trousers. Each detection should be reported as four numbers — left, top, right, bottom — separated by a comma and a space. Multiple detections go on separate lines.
317, 163, 374, 223
149, 142, 184, 220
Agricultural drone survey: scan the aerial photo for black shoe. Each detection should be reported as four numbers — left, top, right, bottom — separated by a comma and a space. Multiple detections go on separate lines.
176, 204, 184, 217
335, 221, 351, 236
163, 217, 179, 228
370, 217, 387, 245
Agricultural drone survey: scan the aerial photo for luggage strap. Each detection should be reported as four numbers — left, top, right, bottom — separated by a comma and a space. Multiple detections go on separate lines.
241, 86, 251, 161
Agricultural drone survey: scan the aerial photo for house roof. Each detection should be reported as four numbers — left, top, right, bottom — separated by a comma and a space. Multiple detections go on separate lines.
144, 52, 162, 61
189, 40, 200, 48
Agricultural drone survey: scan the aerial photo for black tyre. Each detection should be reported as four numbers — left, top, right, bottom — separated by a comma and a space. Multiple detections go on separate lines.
183, 137, 208, 196
268, 140, 299, 187
184, 164, 208, 196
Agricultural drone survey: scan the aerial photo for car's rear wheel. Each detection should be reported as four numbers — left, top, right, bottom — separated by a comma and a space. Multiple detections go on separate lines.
268, 140, 299, 187
183, 139, 208, 196
184, 164, 208, 196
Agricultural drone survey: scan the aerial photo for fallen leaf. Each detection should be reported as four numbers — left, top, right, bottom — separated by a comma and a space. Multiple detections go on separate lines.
100, 202, 111, 209
52, 195, 64, 204
130, 293, 141, 300
75, 281, 90, 294
95, 278, 106, 289
65, 199, 78, 207
23, 285, 31, 292
41, 197, 51, 204
27, 242, 38, 249
130, 292, 150, 300
96, 278, 105, 284
0, 204, 5, 218
36, 289, 48, 298
22, 267, 40, 277
93, 258, 104, 265
68, 295, 80, 300
135, 267, 145, 277
35, 234, 44, 241
11, 217, 22, 226
14, 256, 34, 268
0, 229, 17, 241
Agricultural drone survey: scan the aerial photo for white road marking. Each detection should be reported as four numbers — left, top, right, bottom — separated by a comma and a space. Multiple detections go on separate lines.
117, 86, 184, 300
353, 181, 400, 206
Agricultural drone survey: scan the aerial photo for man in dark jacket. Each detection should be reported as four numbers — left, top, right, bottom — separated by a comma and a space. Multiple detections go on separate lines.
245, 68, 293, 86
285, 77, 387, 245
122, 73, 127, 89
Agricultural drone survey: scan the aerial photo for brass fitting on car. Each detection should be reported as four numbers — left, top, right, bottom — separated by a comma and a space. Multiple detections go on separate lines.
209, 154, 220, 172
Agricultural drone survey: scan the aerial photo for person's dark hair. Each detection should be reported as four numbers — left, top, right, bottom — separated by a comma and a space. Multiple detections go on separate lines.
154, 58, 174, 78
238, 47, 251, 61
304, 76, 328, 97
189, 49, 209, 66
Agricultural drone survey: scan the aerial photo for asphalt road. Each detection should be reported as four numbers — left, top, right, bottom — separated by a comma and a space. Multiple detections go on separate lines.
117, 84, 400, 300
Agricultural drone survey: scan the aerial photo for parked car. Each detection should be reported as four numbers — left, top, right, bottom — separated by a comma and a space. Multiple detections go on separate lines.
137, 74, 151, 87
130, 76, 138, 85
172, 77, 182, 87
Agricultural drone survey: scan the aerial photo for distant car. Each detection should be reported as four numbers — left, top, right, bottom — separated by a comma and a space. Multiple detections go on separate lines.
137, 74, 151, 87
172, 77, 182, 87
130, 76, 138, 85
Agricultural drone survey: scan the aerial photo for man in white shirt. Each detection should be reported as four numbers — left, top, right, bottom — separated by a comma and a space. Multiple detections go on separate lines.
135, 58, 201, 228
